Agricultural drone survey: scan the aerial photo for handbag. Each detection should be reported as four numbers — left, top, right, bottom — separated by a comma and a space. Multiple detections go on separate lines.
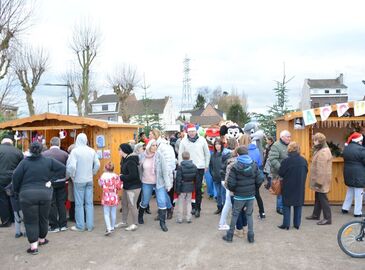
269, 177, 282, 195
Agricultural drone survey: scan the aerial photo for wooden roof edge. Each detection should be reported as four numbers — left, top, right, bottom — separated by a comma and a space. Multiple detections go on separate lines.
283, 101, 357, 121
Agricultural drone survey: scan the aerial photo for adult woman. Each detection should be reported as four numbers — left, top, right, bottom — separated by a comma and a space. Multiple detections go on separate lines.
209, 139, 224, 214
278, 142, 308, 230
138, 139, 172, 232
12, 142, 66, 255
119, 143, 142, 231
306, 132, 332, 225
341, 132, 365, 217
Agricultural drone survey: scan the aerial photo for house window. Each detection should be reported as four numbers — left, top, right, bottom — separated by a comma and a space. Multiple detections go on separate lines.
324, 90, 329, 94
336, 89, 341, 94
102, 105, 108, 111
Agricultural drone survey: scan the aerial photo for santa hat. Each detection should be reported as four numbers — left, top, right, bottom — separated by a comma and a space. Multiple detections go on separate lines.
347, 132, 363, 144
187, 124, 197, 132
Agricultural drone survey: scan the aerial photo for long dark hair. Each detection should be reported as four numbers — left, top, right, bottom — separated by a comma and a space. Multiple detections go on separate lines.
213, 138, 224, 153
29, 141, 43, 157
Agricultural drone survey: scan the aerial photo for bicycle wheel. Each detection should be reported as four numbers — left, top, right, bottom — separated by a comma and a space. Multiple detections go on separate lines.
337, 220, 365, 258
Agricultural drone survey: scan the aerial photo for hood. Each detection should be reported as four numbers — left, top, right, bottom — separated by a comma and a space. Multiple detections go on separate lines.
126, 154, 139, 164
248, 143, 257, 151
75, 133, 88, 147
235, 155, 254, 176
181, 160, 195, 168
237, 155, 253, 164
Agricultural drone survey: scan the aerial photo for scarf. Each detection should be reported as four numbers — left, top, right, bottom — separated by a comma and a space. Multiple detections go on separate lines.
313, 142, 328, 155
188, 134, 199, 143
143, 150, 156, 175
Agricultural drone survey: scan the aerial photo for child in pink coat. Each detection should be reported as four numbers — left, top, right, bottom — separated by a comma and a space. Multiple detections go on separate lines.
98, 162, 122, 235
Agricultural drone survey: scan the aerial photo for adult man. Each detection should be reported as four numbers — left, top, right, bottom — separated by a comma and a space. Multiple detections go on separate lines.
67, 133, 100, 232
268, 130, 291, 215
42, 137, 69, 232
178, 124, 210, 218
0, 135, 23, 227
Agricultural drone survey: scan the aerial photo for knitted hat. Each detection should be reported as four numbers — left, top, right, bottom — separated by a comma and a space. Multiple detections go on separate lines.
119, 143, 133, 155
347, 132, 363, 144
187, 124, 197, 132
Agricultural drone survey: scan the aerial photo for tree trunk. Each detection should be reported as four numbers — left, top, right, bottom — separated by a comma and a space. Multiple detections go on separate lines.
119, 98, 129, 122
77, 102, 83, 116
26, 92, 35, 116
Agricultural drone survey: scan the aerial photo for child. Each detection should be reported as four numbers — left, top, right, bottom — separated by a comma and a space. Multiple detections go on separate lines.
5, 183, 25, 238
175, 151, 197, 223
98, 162, 122, 235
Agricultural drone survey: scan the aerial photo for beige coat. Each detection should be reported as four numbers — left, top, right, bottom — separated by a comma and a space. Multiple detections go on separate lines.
310, 147, 332, 193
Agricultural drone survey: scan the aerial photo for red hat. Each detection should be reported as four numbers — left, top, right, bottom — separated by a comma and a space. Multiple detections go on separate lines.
206, 127, 220, 138
347, 132, 363, 144
187, 124, 197, 132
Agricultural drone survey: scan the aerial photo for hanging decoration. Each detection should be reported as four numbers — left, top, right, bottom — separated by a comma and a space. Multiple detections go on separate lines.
336, 103, 349, 117
59, 130, 67, 139
320, 105, 332, 121
354, 101, 365, 117
302, 109, 317, 126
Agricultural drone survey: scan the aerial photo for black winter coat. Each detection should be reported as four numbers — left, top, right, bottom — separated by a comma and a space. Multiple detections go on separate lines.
175, 160, 197, 193
278, 152, 308, 206
227, 156, 264, 197
209, 152, 222, 183
120, 154, 142, 190
342, 142, 365, 188
220, 151, 232, 181
0, 143, 23, 186
12, 155, 66, 193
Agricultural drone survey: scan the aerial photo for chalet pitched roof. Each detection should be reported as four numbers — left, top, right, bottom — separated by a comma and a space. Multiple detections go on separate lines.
90, 94, 169, 115
190, 115, 223, 126
307, 77, 347, 89
0, 104, 18, 111
180, 104, 224, 117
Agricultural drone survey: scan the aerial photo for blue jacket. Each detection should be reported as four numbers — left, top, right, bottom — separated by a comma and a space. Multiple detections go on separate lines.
248, 143, 262, 168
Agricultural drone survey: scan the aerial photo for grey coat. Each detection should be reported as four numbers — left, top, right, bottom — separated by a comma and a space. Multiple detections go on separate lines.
268, 139, 288, 178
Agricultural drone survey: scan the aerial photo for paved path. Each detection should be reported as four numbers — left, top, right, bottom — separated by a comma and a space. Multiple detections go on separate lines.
1, 188, 364, 269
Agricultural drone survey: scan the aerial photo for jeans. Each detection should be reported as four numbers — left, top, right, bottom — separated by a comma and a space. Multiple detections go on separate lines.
103, 205, 117, 231
277, 195, 283, 211
213, 181, 225, 208
140, 183, 168, 209
255, 184, 265, 214
49, 186, 67, 229
283, 205, 302, 227
204, 170, 215, 197
165, 189, 173, 209
229, 199, 254, 236
74, 181, 94, 231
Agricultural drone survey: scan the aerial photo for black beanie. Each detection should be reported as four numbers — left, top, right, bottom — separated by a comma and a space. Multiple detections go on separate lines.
119, 143, 133, 155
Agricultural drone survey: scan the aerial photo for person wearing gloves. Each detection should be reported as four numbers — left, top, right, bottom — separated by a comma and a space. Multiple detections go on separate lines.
138, 139, 172, 232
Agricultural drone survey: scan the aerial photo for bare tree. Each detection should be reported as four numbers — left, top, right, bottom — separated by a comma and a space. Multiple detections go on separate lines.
108, 65, 139, 122
62, 67, 83, 116
0, 0, 33, 81
0, 73, 16, 108
70, 22, 99, 116
13, 46, 48, 116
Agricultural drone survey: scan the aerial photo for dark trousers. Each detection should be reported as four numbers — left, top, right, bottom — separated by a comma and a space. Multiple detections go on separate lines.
192, 169, 205, 211
49, 186, 67, 229
69, 202, 75, 221
255, 184, 265, 214
229, 199, 254, 236
0, 183, 14, 224
283, 205, 302, 227
312, 192, 332, 220
19, 189, 52, 243
230, 196, 247, 230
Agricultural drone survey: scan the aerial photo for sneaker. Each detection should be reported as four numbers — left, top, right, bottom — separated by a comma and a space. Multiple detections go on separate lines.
218, 224, 230, 231
259, 213, 266, 219
49, 227, 60, 233
38, 239, 49, 246
341, 209, 349, 214
186, 219, 192, 224
115, 222, 128, 228
105, 230, 112, 236
125, 224, 138, 231
70, 226, 84, 232
176, 219, 183, 224
60, 226, 68, 232
15, 232, 24, 238
27, 248, 39, 255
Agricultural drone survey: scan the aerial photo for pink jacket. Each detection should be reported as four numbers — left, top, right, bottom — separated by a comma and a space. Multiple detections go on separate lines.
98, 172, 122, 206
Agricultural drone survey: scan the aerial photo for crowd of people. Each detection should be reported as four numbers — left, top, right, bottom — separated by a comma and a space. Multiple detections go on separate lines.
1, 124, 365, 255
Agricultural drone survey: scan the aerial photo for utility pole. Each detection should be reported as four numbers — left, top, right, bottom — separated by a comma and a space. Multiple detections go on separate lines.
181, 56, 192, 113
44, 83, 73, 115
47, 101, 62, 113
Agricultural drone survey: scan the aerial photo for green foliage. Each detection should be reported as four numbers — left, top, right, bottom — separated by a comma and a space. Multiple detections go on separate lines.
327, 141, 342, 157
194, 94, 206, 109
227, 103, 250, 127
251, 112, 276, 138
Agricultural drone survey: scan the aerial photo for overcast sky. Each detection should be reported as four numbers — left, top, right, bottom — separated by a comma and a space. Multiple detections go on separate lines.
16, 0, 365, 115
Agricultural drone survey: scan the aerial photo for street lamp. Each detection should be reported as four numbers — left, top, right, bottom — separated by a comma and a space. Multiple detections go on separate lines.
44, 83, 73, 115
47, 101, 62, 113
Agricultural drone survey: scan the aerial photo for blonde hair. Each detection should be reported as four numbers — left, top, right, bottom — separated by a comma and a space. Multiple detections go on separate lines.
287, 141, 300, 153
238, 134, 251, 147
313, 132, 326, 145
151, 128, 161, 139
146, 139, 156, 152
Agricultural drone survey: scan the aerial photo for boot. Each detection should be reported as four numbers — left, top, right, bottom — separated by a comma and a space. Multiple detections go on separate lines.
166, 208, 174, 220
214, 206, 223, 215
138, 207, 145, 224
222, 231, 233, 242
158, 209, 168, 232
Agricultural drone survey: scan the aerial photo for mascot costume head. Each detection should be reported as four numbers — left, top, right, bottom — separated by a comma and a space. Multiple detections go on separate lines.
219, 120, 243, 143
205, 126, 220, 151
243, 121, 265, 160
